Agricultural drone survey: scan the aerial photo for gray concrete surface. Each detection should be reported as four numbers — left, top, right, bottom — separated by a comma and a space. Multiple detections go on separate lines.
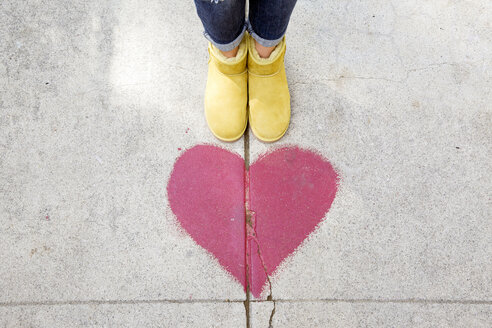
1, 0, 491, 327
251, 301, 492, 328
0, 302, 245, 328
0, 0, 243, 313
247, 0, 492, 325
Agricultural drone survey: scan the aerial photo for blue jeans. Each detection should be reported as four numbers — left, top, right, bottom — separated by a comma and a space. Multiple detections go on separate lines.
193, 0, 298, 51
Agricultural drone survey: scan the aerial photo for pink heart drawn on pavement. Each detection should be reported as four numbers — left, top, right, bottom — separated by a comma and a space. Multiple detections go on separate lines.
167, 145, 339, 298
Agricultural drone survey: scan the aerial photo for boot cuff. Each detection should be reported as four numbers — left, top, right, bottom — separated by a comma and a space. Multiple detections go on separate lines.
248, 35, 286, 75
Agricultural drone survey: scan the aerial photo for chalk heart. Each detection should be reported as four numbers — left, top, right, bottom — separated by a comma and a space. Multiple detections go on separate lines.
167, 145, 338, 298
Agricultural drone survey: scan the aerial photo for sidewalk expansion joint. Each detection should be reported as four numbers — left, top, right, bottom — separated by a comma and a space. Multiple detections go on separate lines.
243, 131, 251, 328
244, 132, 276, 327
0, 299, 245, 307
1, 298, 489, 308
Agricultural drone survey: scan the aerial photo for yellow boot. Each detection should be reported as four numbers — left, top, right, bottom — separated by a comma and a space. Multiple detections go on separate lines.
247, 35, 290, 142
204, 36, 248, 142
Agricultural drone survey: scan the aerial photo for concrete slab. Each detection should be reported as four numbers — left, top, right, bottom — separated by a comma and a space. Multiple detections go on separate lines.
0, 302, 245, 328
251, 301, 492, 328
0, 0, 245, 302
248, 0, 492, 302
2, 0, 491, 325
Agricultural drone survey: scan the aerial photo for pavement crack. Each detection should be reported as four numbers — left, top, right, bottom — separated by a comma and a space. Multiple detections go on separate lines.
291, 60, 487, 89
244, 132, 251, 328
267, 295, 276, 328
246, 208, 276, 327
244, 141, 276, 327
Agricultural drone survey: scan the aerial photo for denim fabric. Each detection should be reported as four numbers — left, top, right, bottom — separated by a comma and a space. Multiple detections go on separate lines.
193, 0, 297, 51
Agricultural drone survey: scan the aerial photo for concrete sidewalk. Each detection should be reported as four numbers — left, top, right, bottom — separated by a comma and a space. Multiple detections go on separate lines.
1, 0, 491, 327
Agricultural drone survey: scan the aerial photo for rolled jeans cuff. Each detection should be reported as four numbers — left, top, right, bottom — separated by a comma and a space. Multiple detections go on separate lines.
203, 23, 247, 52
247, 20, 284, 48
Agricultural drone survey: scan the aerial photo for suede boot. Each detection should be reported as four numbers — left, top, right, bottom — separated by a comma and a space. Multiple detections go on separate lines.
204, 36, 248, 142
247, 35, 290, 142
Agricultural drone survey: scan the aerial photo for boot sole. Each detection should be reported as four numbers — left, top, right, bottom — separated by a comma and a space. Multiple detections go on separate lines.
207, 117, 248, 143
250, 119, 289, 143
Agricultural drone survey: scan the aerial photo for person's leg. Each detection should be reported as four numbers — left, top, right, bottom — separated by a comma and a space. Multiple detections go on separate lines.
246, 0, 297, 142
248, 0, 297, 58
193, 0, 249, 142
193, 0, 247, 57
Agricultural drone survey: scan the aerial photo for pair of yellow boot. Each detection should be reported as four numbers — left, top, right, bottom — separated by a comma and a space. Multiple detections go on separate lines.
204, 33, 290, 142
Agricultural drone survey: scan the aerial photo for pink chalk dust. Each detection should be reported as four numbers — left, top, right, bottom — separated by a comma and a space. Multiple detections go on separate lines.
167, 145, 246, 288
249, 147, 339, 297
167, 145, 339, 298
